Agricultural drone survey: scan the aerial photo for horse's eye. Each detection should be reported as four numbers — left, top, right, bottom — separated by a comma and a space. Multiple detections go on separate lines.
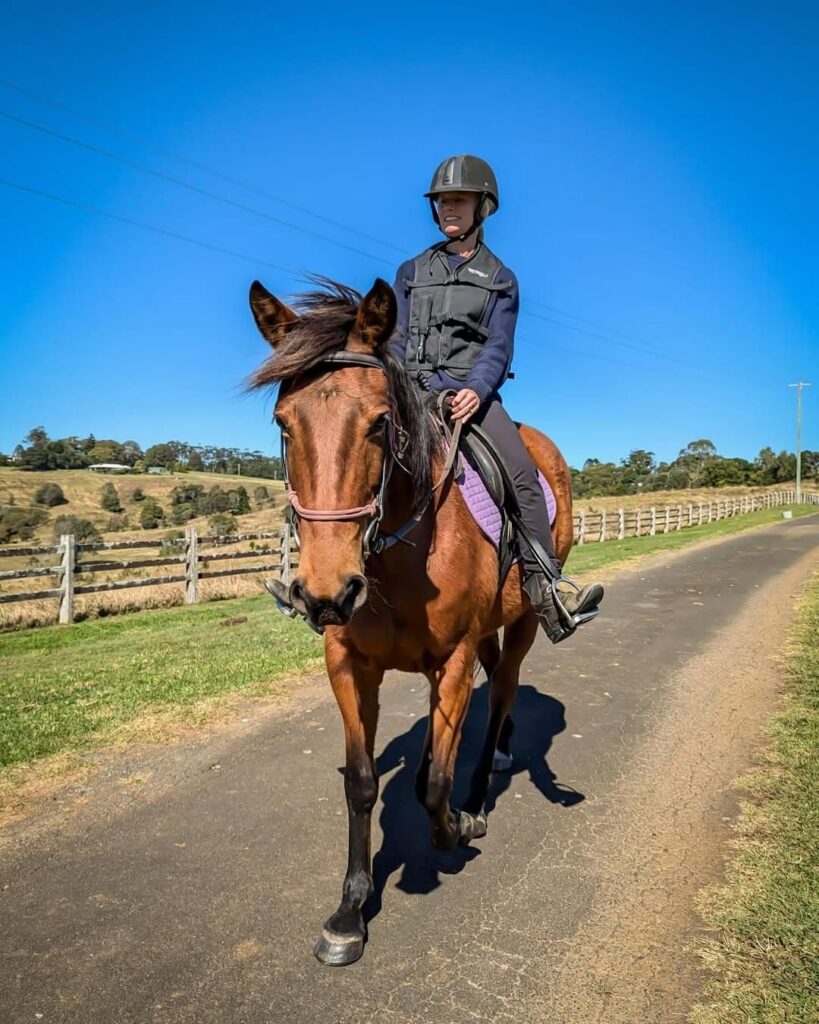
274, 416, 291, 439
367, 417, 387, 437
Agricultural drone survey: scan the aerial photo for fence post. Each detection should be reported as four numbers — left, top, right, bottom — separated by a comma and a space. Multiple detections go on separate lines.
58, 533, 75, 625
664, 507, 671, 533
650, 506, 657, 536
677, 505, 682, 530
599, 509, 607, 542
185, 526, 199, 604
281, 523, 292, 582
635, 508, 641, 537
618, 507, 625, 540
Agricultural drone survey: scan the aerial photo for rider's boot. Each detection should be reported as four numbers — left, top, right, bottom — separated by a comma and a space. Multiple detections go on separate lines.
522, 561, 604, 645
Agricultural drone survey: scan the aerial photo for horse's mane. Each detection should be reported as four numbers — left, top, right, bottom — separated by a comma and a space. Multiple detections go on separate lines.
248, 278, 439, 508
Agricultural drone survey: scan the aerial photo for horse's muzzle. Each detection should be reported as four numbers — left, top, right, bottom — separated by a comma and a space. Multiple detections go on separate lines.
289, 574, 368, 628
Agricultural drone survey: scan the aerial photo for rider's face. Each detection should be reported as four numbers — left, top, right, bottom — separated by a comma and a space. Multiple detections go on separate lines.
436, 191, 479, 238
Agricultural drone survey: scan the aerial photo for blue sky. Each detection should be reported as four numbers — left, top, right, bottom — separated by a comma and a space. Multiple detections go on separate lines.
1, 1, 816, 468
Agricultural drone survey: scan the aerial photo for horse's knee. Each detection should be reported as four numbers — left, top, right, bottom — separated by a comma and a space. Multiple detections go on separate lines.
344, 765, 377, 814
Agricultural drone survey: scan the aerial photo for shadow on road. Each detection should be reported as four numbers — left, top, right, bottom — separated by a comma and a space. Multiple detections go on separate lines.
364, 680, 585, 925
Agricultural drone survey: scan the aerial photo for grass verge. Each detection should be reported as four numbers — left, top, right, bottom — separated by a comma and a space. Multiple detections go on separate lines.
0, 597, 321, 776
567, 504, 817, 575
689, 574, 819, 1024
0, 505, 814, 790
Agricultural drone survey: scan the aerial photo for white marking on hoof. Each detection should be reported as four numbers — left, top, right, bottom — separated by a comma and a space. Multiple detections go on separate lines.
492, 749, 513, 772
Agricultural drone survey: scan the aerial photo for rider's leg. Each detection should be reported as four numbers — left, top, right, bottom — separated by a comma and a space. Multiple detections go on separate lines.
472, 399, 558, 571
473, 399, 603, 641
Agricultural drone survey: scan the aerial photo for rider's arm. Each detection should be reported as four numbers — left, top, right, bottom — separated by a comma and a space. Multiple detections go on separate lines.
388, 259, 414, 362
463, 267, 519, 406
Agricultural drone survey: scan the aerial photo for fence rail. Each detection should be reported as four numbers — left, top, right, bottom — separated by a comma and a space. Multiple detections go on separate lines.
1, 489, 817, 623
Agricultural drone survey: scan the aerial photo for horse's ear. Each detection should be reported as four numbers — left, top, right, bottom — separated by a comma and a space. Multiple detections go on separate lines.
356, 278, 397, 352
249, 280, 297, 348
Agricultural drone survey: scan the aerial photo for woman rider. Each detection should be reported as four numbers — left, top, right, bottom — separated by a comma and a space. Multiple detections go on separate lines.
389, 154, 603, 643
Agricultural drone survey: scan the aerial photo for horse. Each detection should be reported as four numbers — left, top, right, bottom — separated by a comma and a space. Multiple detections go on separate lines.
247, 276, 575, 966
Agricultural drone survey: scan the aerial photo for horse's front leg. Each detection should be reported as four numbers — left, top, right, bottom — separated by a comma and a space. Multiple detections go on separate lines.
421, 641, 484, 850
314, 635, 383, 967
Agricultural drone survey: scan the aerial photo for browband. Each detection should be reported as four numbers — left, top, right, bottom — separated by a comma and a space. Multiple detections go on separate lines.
318, 351, 388, 372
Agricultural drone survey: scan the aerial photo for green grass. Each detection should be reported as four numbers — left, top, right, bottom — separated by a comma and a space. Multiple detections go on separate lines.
567, 504, 817, 574
0, 504, 814, 781
690, 575, 819, 1024
0, 596, 321, 772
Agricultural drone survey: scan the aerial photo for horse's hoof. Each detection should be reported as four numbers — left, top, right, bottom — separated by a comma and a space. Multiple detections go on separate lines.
458, 809, 487, 845
492, 749, 514, 772
313, 927, 365, 966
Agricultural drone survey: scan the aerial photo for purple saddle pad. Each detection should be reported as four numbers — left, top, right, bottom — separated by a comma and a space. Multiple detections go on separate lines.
457, 459, 557, 549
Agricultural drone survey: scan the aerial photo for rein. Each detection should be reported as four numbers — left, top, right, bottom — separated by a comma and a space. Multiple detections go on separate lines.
280, 351, 461, 557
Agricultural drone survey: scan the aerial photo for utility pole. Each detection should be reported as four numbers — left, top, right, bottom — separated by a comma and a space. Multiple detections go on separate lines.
788, 382, 812, 503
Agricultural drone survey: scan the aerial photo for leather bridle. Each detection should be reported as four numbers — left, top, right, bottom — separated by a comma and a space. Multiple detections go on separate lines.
278, 351, 462, 558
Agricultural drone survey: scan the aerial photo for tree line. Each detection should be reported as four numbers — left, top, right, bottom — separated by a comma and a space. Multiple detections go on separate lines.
2, 430, 815, 499
1, 428, 283, 478
572, 439, 817, 498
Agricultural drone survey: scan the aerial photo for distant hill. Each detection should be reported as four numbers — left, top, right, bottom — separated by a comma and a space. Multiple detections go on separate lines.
0, 468, 286, 546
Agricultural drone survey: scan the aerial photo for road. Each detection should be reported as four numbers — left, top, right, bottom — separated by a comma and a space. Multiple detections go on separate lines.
2, 514, 818, 1024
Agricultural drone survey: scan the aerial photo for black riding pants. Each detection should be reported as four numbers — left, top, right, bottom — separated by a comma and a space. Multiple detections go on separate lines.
472, 398, 558, 573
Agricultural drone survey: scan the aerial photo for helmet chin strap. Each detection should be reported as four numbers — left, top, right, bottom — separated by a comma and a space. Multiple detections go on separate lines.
429, 196, 486, 244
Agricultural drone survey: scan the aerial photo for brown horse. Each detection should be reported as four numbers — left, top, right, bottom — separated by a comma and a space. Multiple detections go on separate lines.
248, 276, 574, 966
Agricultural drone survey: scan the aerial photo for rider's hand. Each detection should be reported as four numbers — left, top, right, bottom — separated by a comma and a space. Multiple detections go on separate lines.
450, 388, 481, 422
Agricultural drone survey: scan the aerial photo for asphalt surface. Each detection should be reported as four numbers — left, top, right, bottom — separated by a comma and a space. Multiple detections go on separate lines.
1, 515, 818, 1024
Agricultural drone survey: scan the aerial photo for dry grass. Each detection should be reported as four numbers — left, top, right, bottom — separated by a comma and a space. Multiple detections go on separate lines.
576, 480, 818, 514
0, 466, 286, 544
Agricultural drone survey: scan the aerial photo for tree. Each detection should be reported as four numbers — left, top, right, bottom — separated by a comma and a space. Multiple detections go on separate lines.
34, 483, 68, 507
143, 443, 177, 470
228, 486, 251, 515
52, 515, 101, 543
100, 482, 122, 512
187, 449, 204, 471
88, 440, 126, 465
121, 440, 144, 466
209, 513, 237, 537
0, 506, 47, 543
140, 500, 165, 529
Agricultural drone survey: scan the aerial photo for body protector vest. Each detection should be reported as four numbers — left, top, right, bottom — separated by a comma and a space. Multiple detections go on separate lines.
403, 243, 513, 383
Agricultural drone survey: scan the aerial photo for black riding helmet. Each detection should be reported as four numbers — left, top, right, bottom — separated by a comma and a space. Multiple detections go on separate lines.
424, 155, 499, 242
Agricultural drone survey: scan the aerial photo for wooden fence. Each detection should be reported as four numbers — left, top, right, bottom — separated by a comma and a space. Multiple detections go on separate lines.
573, 489, 819, 544
0, 527, 295, 624
1, 490, 817, 623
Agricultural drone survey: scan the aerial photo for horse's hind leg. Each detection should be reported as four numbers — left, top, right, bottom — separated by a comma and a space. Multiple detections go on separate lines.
463, 612, 538, 817
314, 638, 382, 967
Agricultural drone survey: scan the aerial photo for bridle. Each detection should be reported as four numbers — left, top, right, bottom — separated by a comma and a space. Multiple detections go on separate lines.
278, 350, 460, 558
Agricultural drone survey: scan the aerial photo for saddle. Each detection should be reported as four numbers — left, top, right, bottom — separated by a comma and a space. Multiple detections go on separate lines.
458, 423, 532, 583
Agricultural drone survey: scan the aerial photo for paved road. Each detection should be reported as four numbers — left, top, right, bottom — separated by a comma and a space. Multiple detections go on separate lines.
2, 515, 818, 1024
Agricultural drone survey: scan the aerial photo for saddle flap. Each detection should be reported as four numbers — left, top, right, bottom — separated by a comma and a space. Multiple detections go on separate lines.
461, 424, 521, 518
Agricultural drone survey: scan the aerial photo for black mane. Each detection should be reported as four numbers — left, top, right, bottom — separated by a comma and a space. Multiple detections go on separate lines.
248, 278, 440, 508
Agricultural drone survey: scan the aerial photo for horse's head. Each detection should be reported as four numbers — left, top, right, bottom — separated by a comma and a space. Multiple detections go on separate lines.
248, 277, 398, 629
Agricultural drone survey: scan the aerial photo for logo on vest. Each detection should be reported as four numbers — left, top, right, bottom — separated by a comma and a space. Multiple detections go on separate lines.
467, 267, 489, 278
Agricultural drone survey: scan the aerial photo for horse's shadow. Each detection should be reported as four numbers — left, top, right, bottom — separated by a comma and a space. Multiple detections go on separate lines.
363, 680, 585, 924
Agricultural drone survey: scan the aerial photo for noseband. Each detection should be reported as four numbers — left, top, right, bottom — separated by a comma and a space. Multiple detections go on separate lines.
280, 351, 401, 556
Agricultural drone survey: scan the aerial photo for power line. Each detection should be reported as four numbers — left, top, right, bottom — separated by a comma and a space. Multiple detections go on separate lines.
0, 176, 297, 277
0, 81, 733, 379
521, 307, 703, 372
0, 76, 710, 368
0, 77, 406, 255
2, 174, 716, 387
0, 108, 395, 268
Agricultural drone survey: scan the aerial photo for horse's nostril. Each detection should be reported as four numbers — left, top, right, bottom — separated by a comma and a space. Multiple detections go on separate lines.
343, 574, 368, 612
